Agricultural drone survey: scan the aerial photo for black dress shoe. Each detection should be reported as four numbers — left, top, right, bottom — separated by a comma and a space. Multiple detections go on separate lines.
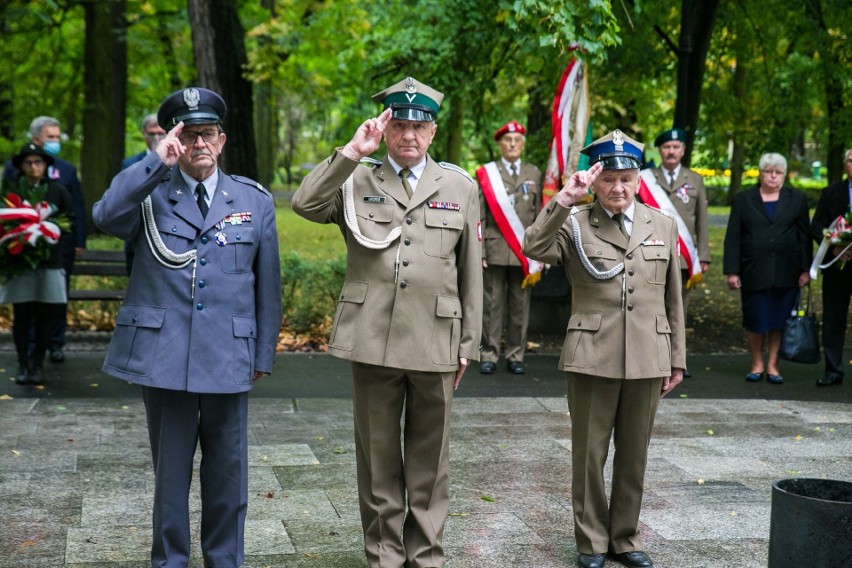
611, 550, 653, 567
682, 368, 692, 378
817, 375, 843, 386
49, 349, 65, 363
479, 361, 496, 374
15, 366, 28, 385
27, 366, 44, 385
507, 361, 525, 375
577, 553, 606, 568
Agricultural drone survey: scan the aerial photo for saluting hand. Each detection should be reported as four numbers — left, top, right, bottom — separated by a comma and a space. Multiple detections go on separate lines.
341, 108, 392, 162
156, 121, 186, 167
554, 162, 603, 207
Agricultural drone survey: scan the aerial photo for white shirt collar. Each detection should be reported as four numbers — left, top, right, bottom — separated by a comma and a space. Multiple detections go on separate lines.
501, 158, 522, 172
668, 164, 682, 180
388, 155, 427, 190
603, 201, 637, 224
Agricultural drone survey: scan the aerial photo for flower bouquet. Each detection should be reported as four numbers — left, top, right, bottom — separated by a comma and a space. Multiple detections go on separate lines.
0, 187, 68, 284
809, 208, 852, 279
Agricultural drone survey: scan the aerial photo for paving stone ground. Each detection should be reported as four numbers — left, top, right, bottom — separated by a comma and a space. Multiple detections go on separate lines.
1, 340, 850, 567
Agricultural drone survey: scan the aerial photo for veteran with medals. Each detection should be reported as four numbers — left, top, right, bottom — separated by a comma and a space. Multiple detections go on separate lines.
476, 121, 543, 375
523, 130, 685, 568
93, 87, 282, 568
292, 77, 482, 568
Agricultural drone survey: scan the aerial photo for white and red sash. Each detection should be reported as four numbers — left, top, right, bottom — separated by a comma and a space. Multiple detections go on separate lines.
638, 170, 702, 287
477, 162, 542, 287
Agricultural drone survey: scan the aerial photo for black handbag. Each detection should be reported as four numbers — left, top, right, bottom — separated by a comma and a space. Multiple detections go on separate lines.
779, 285, 821, 364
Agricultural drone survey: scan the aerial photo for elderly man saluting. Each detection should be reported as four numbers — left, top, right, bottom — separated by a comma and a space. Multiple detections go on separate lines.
523, 130, 685, 568
293, 77, 482, 568
93, 87, 282, 568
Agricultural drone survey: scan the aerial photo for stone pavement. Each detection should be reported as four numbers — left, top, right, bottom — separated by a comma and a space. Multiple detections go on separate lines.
1, 340, 851, 567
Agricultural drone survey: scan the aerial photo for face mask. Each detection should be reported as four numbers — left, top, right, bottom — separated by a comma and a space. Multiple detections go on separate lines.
43, 140, 61, 155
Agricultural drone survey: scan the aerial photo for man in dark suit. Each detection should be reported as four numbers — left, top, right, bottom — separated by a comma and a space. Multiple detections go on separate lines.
810, 148, 852, 386
121, 114, 166, 273
93, 87, 282, 567
477, 121, 543, 375
2, 116, 87, 363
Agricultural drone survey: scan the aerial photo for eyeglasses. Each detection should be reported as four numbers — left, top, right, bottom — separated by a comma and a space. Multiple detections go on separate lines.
21, 159, 46, 167
178, 129, 220, 145
760, 169, 785, 176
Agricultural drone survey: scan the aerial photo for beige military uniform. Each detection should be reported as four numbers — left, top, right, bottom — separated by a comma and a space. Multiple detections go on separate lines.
479, 160, 542, 363
651, 167, 709, 263
292, 149, 482, 568
522, 198, 685, 554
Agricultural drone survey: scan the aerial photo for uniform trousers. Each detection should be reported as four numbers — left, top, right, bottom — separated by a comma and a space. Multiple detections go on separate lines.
142, 387, 249, 568
566, 372, 663, 555
481, 264, 531, 363
821, 265, 852, 380
351, 362, 455, 568
680, 269, 692, 318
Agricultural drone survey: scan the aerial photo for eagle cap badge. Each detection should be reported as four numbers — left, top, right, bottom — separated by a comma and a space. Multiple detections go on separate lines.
405, 77, 417, 94
183, 88, 200, 110
613, 130, 624, 151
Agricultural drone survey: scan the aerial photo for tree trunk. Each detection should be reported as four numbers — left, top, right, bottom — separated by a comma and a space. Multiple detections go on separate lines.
253, 0, 277, 190
727, 43, 748, 203
82, 0, 127, 230
444, 96, 464, 165
673, 0, 721, 167
187, 0, 257, 179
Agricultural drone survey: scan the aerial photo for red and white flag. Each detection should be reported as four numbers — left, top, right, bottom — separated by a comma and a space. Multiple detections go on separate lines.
543, 50, 590, 206
638, 170, 703, 288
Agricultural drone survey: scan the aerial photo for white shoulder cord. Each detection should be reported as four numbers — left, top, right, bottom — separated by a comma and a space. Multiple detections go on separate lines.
570, 208, 625, 280
341, 174, 402, 249
141, 195, 199, 297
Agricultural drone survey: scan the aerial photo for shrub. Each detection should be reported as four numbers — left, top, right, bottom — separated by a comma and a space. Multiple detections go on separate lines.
280, 251, 345, 334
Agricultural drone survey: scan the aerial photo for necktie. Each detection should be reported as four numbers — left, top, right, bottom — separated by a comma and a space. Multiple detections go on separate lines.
510, 163, 518, 185
668, 170, 676, 188
195, 182, 208, 218
399, 169, 413, 199
612, 213, 629, 239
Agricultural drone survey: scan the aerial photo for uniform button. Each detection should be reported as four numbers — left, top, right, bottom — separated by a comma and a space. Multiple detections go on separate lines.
171, 226, 177, 233
145, 166, 152, 173
406, 218, 413, 225
236, 234, 241, 240
201, 236, 208, 244
368, 212, 374, 218
131, 316, 137, 324
628, 286, 634, 294
442, 220, 448, 226
197, 303, 204, 310
626, 253, 633, 260
628, 269, 634, 276
199, 280, 206, 288
627, 304, 634, 311
200, 258, 207, 266
404, 238, 411, 246
400, 281, 409, 288
402, 259, 409, 266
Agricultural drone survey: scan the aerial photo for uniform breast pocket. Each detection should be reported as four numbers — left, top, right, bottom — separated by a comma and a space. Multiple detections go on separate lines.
220, 227, 256, 274
424, 208, 464, 258
579, 243, 619, 283
356, 202, 395, 240
154, 213, 197, 253
641, 245, 669, 285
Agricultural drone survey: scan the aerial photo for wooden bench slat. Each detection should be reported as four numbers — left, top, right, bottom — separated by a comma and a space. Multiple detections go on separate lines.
70, 249, 128, 302
68, 290, 127, 301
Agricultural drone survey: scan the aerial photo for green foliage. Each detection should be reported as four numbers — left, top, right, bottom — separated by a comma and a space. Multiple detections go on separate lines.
279, 250, 345, 334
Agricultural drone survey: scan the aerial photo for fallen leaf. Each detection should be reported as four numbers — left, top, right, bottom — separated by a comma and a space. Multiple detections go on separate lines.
89, 383, 99, 388
0, 394, 13, 400
795, 434, 803, 441
480, 495, 496, 502
11, 449, 20, 456
706, 429, 714, 436
697, 479, 705, 485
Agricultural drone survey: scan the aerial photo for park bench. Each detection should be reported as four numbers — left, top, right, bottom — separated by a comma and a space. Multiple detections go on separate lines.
68, 249, 128, 302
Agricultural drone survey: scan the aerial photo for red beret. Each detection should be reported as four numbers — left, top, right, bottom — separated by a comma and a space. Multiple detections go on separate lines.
494, 121, 526, 141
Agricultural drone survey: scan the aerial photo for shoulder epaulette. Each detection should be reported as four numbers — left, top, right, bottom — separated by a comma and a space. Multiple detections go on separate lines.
438, 161, 474, 183
229, 174, 271, 196
359, 156, 382, 167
